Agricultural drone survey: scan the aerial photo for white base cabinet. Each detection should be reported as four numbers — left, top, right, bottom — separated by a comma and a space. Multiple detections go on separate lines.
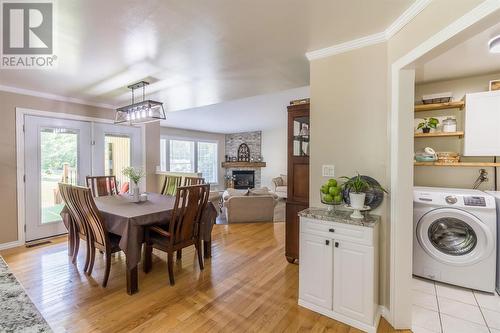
298, 215, 380, 333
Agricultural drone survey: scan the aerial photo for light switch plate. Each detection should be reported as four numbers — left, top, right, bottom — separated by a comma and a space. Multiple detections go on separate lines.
322, 165, 335, 177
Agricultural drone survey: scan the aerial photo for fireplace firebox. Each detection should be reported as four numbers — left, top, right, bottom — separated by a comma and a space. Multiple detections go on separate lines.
232, 170, 255, 189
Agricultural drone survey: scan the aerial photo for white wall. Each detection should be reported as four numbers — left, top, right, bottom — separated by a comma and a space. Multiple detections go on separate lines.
160, 126, 226, 190
261, 126, 287, 189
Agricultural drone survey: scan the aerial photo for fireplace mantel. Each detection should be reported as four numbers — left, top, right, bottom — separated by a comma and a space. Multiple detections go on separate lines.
221, 162, 266, 168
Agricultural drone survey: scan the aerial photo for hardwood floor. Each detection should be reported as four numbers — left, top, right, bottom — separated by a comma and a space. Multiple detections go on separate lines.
1, 222, 408, 333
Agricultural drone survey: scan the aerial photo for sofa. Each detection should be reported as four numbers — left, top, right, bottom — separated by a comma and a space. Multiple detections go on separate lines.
222, 187, 278, 223
272, 174, 287, 198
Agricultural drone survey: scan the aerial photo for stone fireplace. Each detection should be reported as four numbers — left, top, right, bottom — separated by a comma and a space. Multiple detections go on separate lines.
232, 170, 255, 189
224, 131, 263, 188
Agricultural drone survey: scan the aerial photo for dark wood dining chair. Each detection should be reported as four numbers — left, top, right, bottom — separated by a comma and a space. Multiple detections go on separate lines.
160, 175, 182, 196
183, 176, 205, 186
144, 184, 210, 285
64, 184, 122, 287
86, 175, 119, 197
59, 183, 90, 269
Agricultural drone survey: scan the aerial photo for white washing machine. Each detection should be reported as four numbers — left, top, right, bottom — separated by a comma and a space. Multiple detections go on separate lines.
413, 186, 497, 292
485, 191, 500, 295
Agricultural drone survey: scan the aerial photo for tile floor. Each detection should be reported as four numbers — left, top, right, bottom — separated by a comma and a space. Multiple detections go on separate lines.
412, 276, 500, 333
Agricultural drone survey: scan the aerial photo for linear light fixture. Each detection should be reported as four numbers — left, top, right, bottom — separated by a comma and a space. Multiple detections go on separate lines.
115, 81, 166, 124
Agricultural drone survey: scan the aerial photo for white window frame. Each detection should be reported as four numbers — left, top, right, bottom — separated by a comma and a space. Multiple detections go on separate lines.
160, 135, 219, 185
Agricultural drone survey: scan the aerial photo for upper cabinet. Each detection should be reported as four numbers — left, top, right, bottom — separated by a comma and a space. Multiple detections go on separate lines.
464, 90, 500, 156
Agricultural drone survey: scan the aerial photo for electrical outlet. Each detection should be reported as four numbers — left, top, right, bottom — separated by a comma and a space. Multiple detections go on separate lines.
322, 165, 335, 177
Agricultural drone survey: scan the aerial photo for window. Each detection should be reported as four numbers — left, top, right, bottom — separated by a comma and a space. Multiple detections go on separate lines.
197, 142, 217, 183
169, 139, 195, 172
160, 137, 219, 184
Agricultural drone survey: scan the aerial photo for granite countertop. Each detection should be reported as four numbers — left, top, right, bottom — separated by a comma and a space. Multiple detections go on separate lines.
298, 207, 380, 228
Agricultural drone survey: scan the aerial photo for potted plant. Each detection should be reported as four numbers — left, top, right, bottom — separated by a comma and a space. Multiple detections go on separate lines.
417, 117, 439, 133
341, 173, 370, 209
122, 166, 145, 201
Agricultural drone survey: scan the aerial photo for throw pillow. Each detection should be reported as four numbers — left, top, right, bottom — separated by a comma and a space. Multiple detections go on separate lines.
280, 174, 288, 186
248, 187, 270, 196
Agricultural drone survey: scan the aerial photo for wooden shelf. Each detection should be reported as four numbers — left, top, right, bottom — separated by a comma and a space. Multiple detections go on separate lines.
414, 101, 465, 112
415, 162, 500, 167
222, 162, 266, 168
414, 131, 464, 138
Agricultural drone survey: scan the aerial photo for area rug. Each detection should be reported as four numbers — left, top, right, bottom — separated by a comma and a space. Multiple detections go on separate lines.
0, 256, 52, 333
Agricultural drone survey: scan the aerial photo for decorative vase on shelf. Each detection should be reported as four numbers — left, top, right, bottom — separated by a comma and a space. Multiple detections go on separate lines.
349, 192, 366, 210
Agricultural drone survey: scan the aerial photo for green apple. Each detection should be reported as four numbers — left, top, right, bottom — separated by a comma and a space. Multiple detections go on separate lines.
333, 195, 342, 203
331, 186, 341, 196
327, 179, 337, 187
328, 186, 336, 195
323, 194, 333, 203
321, 185, 329, 194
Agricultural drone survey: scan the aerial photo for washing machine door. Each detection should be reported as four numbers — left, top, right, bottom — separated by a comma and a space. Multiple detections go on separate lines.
416, 208, 495, 266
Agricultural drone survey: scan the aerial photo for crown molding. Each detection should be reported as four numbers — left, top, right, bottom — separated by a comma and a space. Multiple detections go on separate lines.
0, 84, 115, 109
305, 32, 386, 61
306, 0, 432, 61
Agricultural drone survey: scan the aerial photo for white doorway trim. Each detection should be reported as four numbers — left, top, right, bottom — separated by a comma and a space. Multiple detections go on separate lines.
15, 107, 115, 247
388, 0, 500, 328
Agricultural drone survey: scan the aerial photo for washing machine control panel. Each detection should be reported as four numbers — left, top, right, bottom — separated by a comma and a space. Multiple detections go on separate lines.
445, 196, 457, 204
463, 196, 486, 207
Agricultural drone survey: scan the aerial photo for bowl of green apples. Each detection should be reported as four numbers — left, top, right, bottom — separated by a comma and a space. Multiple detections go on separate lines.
320, 178, 344, 211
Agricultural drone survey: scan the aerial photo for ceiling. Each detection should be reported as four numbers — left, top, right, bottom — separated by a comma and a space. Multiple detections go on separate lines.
161, 86, 309, 133
415, 21, 500, 83
0, 0, 415, 111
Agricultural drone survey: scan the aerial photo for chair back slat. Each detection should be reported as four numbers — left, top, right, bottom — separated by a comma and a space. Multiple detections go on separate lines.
86, 176, 118, 197
183, 177, 205, 186
169, 184, 210, 246
59, 183, 86, 236
63, 184, 109, 248
161, 175, 182, 196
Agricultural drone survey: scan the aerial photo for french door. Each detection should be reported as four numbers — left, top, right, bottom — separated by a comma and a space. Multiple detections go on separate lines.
24, 116, 143, 242
24, 116, 92, 242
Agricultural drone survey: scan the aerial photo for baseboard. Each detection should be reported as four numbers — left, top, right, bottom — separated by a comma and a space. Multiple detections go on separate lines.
379, 306, 391, 323
298, 299, 380, 333
0, 240, 23, 251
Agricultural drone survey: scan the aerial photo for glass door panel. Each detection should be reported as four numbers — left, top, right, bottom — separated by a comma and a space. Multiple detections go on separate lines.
293, 116, 309, 157
24, 116, 91, 242
40, 128, 78, 224
104, 135, 131, 188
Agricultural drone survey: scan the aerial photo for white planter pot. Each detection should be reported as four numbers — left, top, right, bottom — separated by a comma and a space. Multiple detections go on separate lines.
349, 192, 366, 209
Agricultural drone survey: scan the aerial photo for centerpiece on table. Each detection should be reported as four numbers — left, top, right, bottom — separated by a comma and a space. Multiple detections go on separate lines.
122, 166, 145, 202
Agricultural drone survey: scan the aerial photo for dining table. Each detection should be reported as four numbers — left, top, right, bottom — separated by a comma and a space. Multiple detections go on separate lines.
61, 192, 217, 295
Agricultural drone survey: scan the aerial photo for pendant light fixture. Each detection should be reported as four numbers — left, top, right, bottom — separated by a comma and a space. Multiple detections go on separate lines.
115, 81, 166, 124
488, 35, 500, 53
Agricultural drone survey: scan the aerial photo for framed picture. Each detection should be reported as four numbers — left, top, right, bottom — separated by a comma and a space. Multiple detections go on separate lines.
489, 80, 500, 91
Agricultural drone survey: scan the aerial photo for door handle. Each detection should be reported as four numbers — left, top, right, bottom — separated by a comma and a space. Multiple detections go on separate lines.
335, 242, 339, 248
328, 228, 335, 233
325, 240, 330, 246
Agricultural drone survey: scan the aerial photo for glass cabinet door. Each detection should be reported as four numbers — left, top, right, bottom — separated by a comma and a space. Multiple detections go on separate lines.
293, 116, 310, 157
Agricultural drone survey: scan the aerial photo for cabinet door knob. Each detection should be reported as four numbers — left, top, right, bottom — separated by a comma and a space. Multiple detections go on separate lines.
325, 240, 330, 246
328, 228, 335, 233
335, 242, 339, 248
